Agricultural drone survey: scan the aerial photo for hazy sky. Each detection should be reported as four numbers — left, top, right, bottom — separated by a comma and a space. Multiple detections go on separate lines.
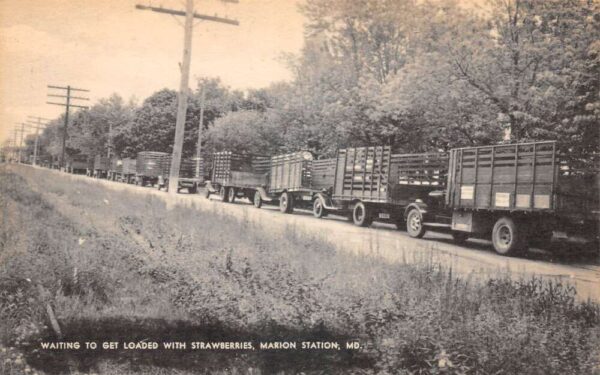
0, 0, 305, 142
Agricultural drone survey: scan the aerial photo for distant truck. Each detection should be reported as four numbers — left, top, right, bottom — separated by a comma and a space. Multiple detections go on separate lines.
67, 154, 92, 175
158, 156, 208, 193
108, 158, 137, 183
205, 151, 270, 202
135, 151, 170, 187
93, 155, 110, 178
313, 146, 448, 227
205, 151, 337, 212
403, 141, 599, 255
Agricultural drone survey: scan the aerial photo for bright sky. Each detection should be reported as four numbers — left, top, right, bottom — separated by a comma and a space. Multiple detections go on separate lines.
0, 0, 305, 142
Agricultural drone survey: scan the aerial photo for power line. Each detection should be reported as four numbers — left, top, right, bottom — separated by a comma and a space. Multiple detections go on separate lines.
47, 85, 90, 170
26, 116, 51, 166
136, 0, 238, 194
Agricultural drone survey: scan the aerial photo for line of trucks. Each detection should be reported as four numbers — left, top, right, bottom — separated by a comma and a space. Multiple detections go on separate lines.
60, 140, 599, 256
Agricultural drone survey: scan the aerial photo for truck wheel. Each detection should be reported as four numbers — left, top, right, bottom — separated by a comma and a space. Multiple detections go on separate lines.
406, 209, 426, 238
313, 197, 327, 218
452, 232, 469, 245
221, 186, 229, 203
228, 187, 236, 203
353, 202, 372, 227
492, 217, 527, 256
188, 185, 197, 194
280, 192, 294, 213
253, 190, 262, 208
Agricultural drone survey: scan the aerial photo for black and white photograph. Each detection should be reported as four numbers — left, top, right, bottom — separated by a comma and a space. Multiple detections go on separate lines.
0, 0, 599, 374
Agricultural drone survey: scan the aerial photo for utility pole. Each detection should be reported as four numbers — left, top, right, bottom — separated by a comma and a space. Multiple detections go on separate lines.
136, 1, 238, 194
107, 121, 112, 159
18, 123, 25, 163
11, 128, 19, 162
13, 123, 29, 164
196, 84, 206, 178
26, 117, 50, 166
47, 85, 89, 170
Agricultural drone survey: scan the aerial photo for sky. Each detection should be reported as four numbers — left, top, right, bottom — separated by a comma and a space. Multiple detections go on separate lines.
0, 0, 306, 143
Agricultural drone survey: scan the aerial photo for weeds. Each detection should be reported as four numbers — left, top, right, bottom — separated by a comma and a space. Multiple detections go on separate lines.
1, 165, 600, 374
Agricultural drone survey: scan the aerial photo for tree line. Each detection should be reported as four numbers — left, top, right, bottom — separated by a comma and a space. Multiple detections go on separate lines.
24, 0, 600, 166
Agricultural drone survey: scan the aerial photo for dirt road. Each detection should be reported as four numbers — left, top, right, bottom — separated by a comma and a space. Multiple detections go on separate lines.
15, 165, 600, 302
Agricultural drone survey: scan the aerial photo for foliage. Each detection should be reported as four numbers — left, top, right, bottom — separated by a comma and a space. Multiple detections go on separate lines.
2, 166, 600, 374
27, 0, 600, 163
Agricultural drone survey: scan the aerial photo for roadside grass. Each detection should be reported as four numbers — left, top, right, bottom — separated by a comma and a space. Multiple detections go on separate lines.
1, 165, 599, 375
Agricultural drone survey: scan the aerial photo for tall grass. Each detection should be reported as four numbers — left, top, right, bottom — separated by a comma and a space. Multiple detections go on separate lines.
1, 165, 600, 375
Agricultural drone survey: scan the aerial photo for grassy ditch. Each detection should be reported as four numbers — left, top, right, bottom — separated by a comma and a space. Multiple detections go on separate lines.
1, 165, 599, 374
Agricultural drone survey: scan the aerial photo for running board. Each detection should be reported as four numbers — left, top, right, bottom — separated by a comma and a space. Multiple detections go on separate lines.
423, 222, 452, 228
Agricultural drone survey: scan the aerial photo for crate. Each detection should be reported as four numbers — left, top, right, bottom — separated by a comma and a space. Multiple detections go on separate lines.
269, 151, 313, 193
136, 151, 170, 177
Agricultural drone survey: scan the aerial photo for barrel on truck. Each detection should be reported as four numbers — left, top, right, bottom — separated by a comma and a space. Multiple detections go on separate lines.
315, 146, 448, 227
405, 141, 600, 255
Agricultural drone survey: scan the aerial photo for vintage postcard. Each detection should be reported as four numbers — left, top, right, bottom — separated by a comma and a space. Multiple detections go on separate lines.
1, 0, 599, 374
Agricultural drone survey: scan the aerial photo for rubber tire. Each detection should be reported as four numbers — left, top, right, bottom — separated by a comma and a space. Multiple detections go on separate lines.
221, 187, 230, 203
492, 217, 527, 256
228, 187, 236, 203
406, 209, 426, 238
353, 202, 372, 227
313, 197, 327, 218
253, 190, 262, 208
452, 232, 469, 245
280, 192, 294, 213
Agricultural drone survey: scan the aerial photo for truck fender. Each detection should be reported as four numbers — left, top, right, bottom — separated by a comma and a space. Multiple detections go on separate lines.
404, 202, 430, 221
256, 187, 274, 202
313, 192, 336, 210
205, 181, 218, 193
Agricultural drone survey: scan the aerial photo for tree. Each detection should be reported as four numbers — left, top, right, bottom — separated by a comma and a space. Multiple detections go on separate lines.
205, 110, 284, 155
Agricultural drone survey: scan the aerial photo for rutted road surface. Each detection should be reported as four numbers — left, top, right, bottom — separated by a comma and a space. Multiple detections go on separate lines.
16, 165, 600, 302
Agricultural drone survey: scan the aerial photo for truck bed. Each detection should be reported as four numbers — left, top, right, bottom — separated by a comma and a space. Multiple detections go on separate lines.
211, 151, 269, 187
446, 141, 599, 221
333, 147, 446, 204
269, 151, 312, 193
